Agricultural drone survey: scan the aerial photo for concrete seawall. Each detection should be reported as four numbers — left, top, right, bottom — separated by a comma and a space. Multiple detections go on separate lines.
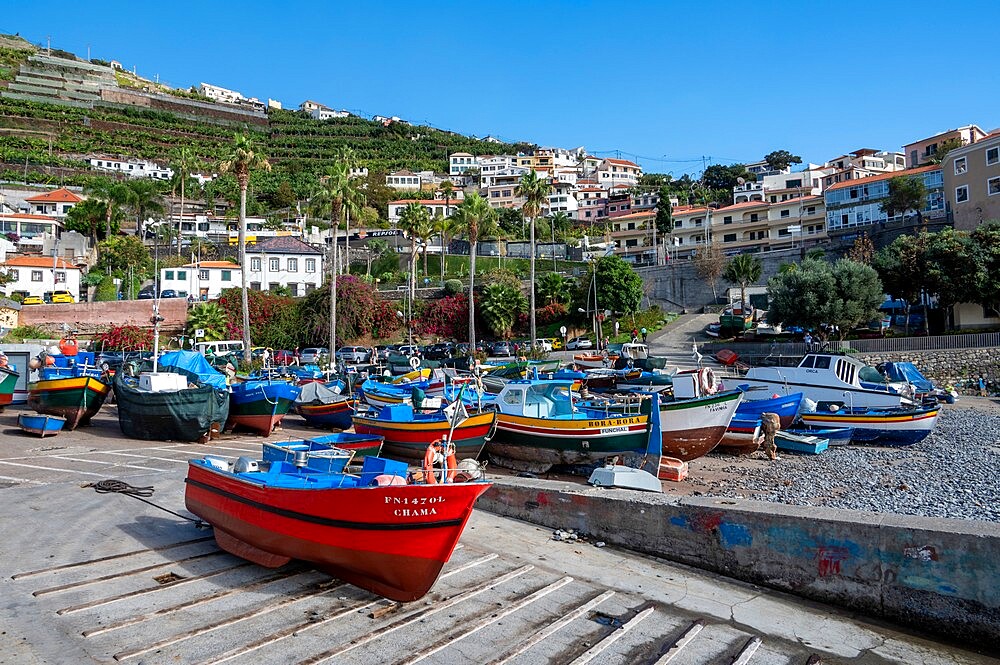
481, 477, 1000, 648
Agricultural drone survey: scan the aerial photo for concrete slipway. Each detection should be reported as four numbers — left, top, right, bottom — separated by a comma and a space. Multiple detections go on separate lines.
0, 410, 995, 664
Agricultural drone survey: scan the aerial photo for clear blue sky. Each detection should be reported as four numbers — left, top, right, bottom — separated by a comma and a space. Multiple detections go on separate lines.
4, 1, 998, 175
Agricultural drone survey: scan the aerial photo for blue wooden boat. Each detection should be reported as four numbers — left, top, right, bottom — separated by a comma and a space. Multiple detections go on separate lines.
262, 432, 384, 463
735, 389, 803, 429
785, 425, 854, 446
294, 381, 358, 429
717, 416, 762, 454
227, 378, 302, 436
798, 405, 939, 446
17, 413, 66, 437
774, 430, 829, 454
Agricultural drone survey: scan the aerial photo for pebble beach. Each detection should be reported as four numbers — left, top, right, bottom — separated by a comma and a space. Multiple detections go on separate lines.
686, 400, 1000, 521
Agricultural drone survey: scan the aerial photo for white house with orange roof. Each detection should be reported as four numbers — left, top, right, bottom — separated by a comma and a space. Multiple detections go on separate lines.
159, 260, 242, 300
596, 158, 641, 188
670, 204, 711, 255
0, 256, 82, 299
0, 212, 62, 239
23, 188, 82, 219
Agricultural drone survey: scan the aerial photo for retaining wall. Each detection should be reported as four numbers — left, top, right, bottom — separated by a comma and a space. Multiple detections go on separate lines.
18, 299, 188, 334
857, 347, 1000, 390
481, 477, 1000, 648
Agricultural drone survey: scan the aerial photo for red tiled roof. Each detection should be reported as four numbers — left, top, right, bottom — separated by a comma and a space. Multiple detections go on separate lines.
673, 205, 709, 215
389, 200, 452, 206
2, 256, 79, 269
716, 199, 770, 212
603, 158, 639, 167
825, 164, 940, 192
248, 236, 323, 255
24, 188, 83, 204
613, 210, 656, 220
0, 213, 58, 221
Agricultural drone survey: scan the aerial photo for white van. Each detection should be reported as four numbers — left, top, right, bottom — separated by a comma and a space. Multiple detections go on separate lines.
194, 340, 245, 357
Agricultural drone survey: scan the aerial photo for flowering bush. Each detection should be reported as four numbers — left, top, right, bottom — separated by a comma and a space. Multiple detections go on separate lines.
415, 293, 468, 339
298, 276, 401, 344
217, 288, 302, 349
94, 325, 154, 351
535, 302, 569, 325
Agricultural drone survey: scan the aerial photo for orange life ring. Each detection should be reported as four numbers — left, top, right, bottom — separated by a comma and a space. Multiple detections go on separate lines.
422, 438, 457, 484
59, 337, 79, 356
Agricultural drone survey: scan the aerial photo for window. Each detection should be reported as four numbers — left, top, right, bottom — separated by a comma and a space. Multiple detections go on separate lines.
807, 206, 816, 215
305, 258, 316, 273
7, 269, 17, 280
221, 270, 232, 281
723, 233, 737, 243
814, 356, 831, 370
988, 147, 999, 166
165, 270, 175, 280
989, 176, 1000, 196
749, 213, 759, 222
31, 270, 43, 282
250, 282, 261, 290
55, 271, 66, 284
251, 258, 261, 271
268, 282, 280, 292
954, 157, 967, 175
287, 258, 298, 272
956, 185, 969, 204
199, 270, 209, 280
723, 216, 732, 224
785, 179, 802, 188
269, 258, 280, 271
503, 389, 524, 406
780, 210, 790, 218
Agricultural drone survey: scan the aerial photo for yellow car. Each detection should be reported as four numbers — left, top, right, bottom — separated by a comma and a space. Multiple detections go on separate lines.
549, 337, 565, 351
51, 292, 76, 303
21, 296, 44, 305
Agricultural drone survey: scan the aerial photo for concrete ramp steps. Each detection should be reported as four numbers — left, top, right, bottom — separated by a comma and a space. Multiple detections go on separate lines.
8, 534, 814, 664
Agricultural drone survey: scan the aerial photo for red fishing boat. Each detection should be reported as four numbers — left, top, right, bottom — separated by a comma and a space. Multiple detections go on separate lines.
352, 403, 496, 463
185, 444, 491, 602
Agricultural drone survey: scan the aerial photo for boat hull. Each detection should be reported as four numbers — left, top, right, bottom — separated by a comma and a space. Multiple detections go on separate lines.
797, 408, 938, 446
227, 381, 301, 436
184, 462, 489, 602
0, 366, 18, 407
352, 410, 495, 463
296, 398, 357, 429
487, 412, 650, 471
736, 392, 803, 429
17, 413, 66, 437
785, 426, 855, 446
658, 390, 742, 461
114, 375, 230, 442
27, 376, 110, 430
717, 416, 762, 454
733, 373, 906, 410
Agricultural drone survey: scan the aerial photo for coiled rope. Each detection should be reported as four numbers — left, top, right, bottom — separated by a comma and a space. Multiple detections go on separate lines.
86, 479, 207, 528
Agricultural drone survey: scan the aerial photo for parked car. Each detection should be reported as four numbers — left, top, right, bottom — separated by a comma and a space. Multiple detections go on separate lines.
97, 350, 152, 373
455, 343, 471, 356
21, 295, 44, 305
396, 345, 421, 357
50, 290, 75, 303
491, 341, 513, 357
534, 339, 553, 352
547, 337, 565, 351
137, 286, 155, 300
373, 345, 393, 361
272, 349, 297, 365
336, 346, 371, 364
160, 289, 187, 298
299, 347, 328, 364
566, 336, 593, 350
424, 342, 455, 360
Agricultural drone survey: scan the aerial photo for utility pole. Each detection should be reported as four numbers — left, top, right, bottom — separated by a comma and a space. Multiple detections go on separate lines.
46, 36, 51, 55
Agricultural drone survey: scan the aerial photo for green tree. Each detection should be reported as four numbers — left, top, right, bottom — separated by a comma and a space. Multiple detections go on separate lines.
397, 201, 431, 303
872, 234, 926, 334
125, 178, 165, 235
415, 213, 436, 277
768, 258, 883, 337
923, 228, 981, 326
219, 132, 271, 354
453, 193, 497, 347
972, 222, 1000, 317
654, 188, 673, 235
701, 163, 753, 194
434, 213, 458, 283
516, 169, 552, 347
94, 275, 119, 302
536, 272, 572, 305
480, 282, 526, 338
881, 176, 927, 221
85, 177, 137, 241
595, 254, 643, 314
928, 137, 965, 164
64, 197, 117, 244
170, 146, 202, 256
186, 302, 228, 341
764, 150, 803, 172
96, 235, 152, 278
722, 253, 763, 309
272, 181, 297, 209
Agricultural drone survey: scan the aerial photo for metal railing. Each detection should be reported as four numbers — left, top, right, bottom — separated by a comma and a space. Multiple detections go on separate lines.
700, 332, 1000, 357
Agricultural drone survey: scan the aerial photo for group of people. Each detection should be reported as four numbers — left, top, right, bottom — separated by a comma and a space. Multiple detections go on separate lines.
629, 327, 648, 343
802, 324, 840, 353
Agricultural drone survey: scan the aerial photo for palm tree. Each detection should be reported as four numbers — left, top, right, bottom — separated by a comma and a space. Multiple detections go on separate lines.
312, 159, 366, 355
397, 202, 430, 304
516, 170, 552, 347
536, 272, 572, 305
416, 214, 436, 277
435, 213, 458, 284
722, 253, 763, 312
480, 282, 527, 339
188, 237, 219, 262
85, 178, 137, 241
170, 147, 202, 257
365, 238, 389, 277
126, 179, 165, 236
440, 180, 454, 218
453, 193, 497, 348
218, 132, 271, 354
186, 302, 227, 341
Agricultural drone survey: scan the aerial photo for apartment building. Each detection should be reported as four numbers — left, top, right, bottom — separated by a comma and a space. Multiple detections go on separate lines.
245, 236, 325, 296
711, 200, 771, 253
485, 173, 525, 209
942, 132, 1000, 231
609, 210, 656, 265
765, 196, 826, 250
670, 205, 711, 254
821, 149, 904, 189
449, 152, 479, 177
903, 125, 988, 168
385, 170, 425, 191
596, 158, 641, 188
824, 165, 945, 233
87, 157, 173, 180
575, 188, 608, 223
387, 200, 454, 224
